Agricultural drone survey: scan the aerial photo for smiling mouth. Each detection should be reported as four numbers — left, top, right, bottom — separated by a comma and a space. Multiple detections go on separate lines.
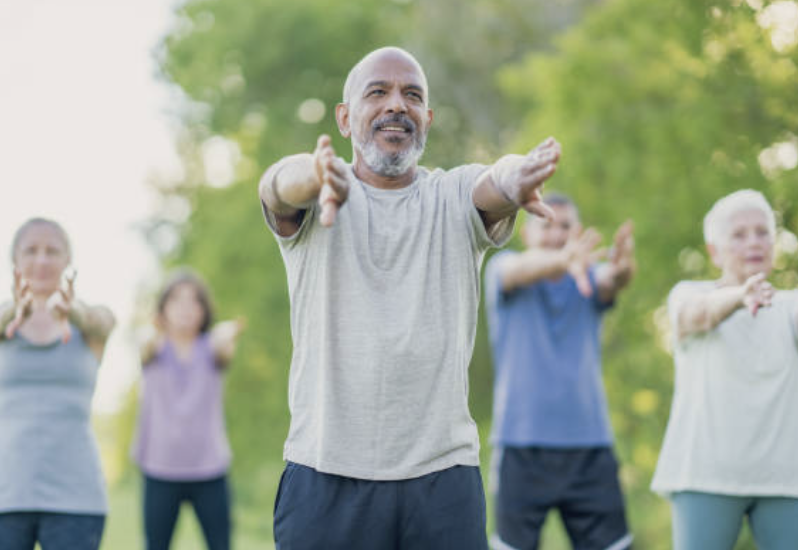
373, 115, 415, 136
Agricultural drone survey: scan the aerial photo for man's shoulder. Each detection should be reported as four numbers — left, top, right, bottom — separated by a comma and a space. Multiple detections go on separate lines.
418, 163, 488, 184
669, 279, 713, 298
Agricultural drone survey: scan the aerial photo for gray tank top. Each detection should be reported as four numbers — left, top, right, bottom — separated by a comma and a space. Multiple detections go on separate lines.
0, 325, 107, 514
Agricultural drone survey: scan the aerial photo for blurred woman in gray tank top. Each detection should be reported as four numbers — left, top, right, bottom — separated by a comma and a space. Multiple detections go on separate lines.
0, 218, 115, 550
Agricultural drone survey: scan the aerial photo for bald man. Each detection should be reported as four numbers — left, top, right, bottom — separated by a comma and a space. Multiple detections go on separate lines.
259, 47, 561, 550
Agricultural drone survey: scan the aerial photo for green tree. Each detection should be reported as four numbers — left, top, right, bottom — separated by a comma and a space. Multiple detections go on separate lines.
499, 0, 798, 546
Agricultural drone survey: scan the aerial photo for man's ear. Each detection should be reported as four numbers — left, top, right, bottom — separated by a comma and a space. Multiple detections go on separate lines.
335, 103, 351, 138
426, 107, 434, 128
706, 243, 722, 269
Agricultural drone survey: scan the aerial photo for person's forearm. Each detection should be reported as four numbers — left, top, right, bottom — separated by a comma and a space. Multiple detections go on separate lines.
259, 154, 322, 215
595, 264, 634, 303
0, 302, 15, 341
473, 169, 518, 226
210, 320, 240, 367
501, 249, 568, 291
677, 286, 745, 338
140, 333, 162, 366
69, 301, 115, 345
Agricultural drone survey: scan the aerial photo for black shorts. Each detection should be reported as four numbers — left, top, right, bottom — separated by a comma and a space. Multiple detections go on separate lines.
274, 462, 488, 550
491, 447, 632, 550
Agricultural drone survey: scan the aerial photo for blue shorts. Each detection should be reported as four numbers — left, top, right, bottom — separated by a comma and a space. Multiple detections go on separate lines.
0, 511, 105, 550
492, 447, 632, 550
273, 462, 488, 550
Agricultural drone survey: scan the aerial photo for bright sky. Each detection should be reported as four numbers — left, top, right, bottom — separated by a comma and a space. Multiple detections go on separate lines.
0, 0, 180, 412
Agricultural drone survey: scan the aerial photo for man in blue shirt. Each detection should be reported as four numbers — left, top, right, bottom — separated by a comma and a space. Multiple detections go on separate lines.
485, 193, 635, 550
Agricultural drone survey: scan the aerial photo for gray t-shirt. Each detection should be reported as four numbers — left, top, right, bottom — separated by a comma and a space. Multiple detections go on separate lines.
264, 164, 513, 480
0, 326, 107, 514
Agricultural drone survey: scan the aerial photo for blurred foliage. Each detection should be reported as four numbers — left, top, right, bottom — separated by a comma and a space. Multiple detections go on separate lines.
501, 0, 798, 547
127, 0, 798, 547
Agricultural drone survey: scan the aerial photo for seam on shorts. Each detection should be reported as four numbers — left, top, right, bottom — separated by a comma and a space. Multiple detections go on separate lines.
489, 447, 504, 495
603, 532, 634, 550
490, 533, 521, 550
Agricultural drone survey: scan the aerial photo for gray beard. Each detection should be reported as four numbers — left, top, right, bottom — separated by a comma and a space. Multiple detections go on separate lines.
354, 132, 427, 177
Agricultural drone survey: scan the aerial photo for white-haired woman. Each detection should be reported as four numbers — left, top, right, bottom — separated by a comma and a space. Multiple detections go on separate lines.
0, 218, 115, 550
652, 190, 798, 549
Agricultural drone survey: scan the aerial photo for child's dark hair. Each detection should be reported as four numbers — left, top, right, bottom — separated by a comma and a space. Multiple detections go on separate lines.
157, 269, 214, 333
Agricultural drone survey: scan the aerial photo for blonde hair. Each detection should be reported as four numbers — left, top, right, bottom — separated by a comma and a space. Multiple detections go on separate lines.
10, 217, 72, 263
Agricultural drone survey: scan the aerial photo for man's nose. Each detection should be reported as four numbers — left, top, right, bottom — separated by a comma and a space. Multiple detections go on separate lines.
385, 90, 408, 113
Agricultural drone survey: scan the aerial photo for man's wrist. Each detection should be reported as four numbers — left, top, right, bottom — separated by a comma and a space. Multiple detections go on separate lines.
489, 171, 517, 208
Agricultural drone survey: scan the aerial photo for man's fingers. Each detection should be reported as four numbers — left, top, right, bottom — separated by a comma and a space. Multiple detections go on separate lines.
529, 137, 560, 157
522, 198, 555, 220
590, 247, 608, 263
319, 183, 343, 227
580, 228, 603, 253
5, 318, 20, 339
744, 272, 767, 293
573, 268, 593, 298
65, 269, 77, 298
320, 202, 340, 227
518, 164, 557, 206
314, 134, 334, 183
60, 320, 72, 344
316, 134, 331, 150
12, 269, 21, 295
323, 158, 351, 199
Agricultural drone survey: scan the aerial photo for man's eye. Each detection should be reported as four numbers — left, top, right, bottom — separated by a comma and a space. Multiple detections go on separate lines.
368, 89, 385, 96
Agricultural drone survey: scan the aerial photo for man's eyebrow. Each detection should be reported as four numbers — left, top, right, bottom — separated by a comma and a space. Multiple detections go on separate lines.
362, 80, 426, 96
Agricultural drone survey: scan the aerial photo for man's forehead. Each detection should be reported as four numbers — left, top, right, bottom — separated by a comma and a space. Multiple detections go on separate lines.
344, 48, 428, 101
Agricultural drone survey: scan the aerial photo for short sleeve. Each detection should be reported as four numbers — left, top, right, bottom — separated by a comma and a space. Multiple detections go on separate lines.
588, 265, 614, 313
261, 198, 318, 250
667, 281, 709, 345
449, 164, 516, 252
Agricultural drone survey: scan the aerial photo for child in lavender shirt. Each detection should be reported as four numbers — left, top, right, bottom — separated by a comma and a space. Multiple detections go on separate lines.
133, 270, 243, 550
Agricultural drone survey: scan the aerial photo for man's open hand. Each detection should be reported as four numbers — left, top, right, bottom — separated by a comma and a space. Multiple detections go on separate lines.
489, 137, 561, 218
314, 135, 351, 227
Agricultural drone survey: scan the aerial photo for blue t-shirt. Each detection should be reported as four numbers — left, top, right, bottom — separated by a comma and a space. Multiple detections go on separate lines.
485, 250, 614, 448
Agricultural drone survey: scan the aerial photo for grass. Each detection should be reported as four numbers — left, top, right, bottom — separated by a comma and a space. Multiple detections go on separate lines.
102, 479, 275, 550
98, 436, 758, 549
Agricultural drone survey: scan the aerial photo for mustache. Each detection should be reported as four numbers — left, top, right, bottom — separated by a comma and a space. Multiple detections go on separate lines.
371, 114, 416, 133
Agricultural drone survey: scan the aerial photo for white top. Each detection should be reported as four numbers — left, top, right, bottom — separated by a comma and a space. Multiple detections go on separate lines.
264, 164, 513, 480
651, 280, 798, 497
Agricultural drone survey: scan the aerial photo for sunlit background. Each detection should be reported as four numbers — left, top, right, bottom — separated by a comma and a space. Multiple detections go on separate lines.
1, 0, 797, 548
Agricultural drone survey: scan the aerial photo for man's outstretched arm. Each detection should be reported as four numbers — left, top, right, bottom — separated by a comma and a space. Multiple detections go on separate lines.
472, 137, 561, 231
259, 135, 350, 237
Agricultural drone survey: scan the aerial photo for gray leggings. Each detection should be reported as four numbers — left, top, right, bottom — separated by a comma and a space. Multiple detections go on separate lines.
671, 491, 798, 550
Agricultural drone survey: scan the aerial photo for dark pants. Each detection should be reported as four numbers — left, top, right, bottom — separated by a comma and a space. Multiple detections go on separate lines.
274, 462, 488, 550
493, 447, 631, 550
143, 474, 231, 550
0, 511, 105, 550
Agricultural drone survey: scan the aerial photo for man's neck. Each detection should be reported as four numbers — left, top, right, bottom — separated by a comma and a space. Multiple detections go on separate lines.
352, 158, 417, 190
